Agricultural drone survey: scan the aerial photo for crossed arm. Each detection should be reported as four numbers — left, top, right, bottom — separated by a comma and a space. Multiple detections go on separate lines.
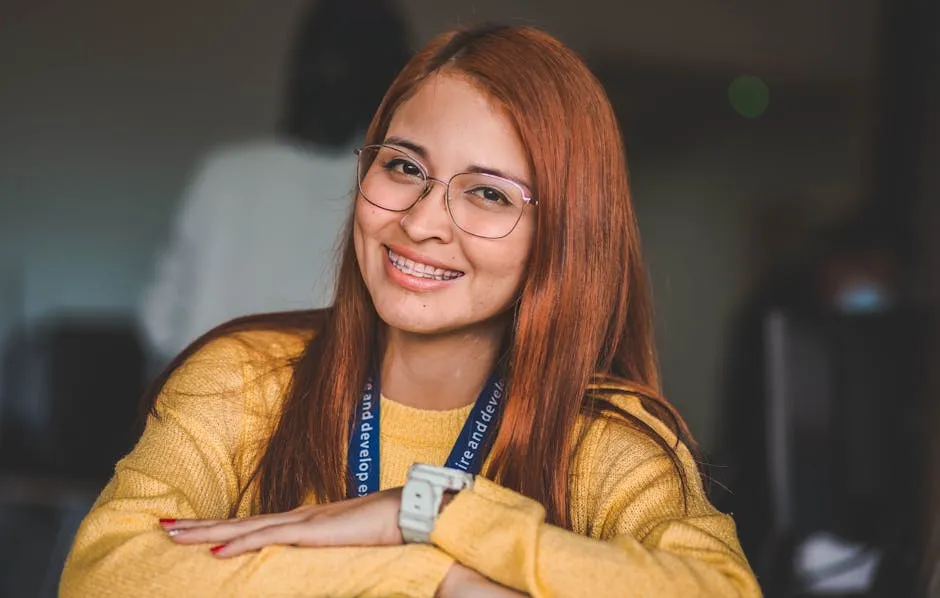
60, 341, 760, 597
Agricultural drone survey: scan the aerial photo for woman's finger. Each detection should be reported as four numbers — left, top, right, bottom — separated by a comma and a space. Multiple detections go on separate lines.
160, 518, 226, 530
160, 499, 353, 533
166, 511, 306, 544
211, 521, 310, 557
160, 510, 285, 531
213, 507, 386, 557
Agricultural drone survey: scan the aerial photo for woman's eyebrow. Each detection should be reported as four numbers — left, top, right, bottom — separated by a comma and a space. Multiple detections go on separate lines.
383, 136, 427, 159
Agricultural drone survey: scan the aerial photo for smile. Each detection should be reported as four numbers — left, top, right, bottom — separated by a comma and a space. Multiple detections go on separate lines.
386, 248, 464, 281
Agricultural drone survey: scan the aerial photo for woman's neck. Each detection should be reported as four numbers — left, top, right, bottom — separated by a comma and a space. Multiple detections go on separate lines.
380, 322, 505, 410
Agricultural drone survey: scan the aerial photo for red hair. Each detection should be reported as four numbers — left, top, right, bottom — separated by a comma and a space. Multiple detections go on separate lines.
146, 25, 698, 527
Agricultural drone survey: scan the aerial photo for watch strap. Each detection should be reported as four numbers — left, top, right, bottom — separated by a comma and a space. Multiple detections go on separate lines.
399, 464, 473, 543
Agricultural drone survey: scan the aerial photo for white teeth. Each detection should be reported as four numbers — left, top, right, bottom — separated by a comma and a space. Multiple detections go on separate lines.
387, 248, 463, 281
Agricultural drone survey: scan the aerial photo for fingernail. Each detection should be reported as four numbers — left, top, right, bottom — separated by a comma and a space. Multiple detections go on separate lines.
210, 545, 226, 555
159, 518, 177, 525
167, 529, 183, 537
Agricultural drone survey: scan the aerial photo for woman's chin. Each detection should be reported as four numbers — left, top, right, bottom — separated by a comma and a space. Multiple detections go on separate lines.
375, 303, 513, 341
377, 312, 460, 337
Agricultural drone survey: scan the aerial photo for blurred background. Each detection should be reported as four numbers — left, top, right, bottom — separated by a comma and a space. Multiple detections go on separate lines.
0, 0, 937, 596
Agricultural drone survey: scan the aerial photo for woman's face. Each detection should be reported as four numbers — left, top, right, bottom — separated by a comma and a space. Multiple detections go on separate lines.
354, 73, 535, 337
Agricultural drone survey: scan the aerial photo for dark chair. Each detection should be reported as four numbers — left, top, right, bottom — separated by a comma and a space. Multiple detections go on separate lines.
0, 314, 145, 597
761, 308, 929, 596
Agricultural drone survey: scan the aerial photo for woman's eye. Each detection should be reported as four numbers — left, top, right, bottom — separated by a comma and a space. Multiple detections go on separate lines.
384, 158, 423, 177
471, 186, 510, 204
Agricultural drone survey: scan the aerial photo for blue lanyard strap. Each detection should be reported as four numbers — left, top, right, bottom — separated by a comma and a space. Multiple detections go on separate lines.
349, 377, 381, 497
347, 370, 506, 498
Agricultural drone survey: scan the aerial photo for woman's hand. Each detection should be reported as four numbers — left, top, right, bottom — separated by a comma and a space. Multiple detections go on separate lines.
436, 564, 529, 598
160, 488, 403, 557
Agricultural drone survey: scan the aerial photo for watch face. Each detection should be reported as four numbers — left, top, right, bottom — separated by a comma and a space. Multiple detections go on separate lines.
410, 464, 474, 490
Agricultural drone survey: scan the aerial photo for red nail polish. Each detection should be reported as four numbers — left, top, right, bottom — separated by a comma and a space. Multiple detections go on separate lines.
159, 518, 177, 525
210, 545, 225, 555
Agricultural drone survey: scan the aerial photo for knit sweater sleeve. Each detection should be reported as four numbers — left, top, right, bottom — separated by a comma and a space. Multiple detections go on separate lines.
59, 333, 453, 598
429, 394, 763, 597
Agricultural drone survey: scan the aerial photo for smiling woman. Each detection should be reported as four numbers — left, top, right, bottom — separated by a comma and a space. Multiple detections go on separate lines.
355, 74, 535, 342
59, 24, 761, 598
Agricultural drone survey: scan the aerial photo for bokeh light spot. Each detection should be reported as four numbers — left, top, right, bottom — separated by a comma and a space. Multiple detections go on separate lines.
728, 75, 770, 119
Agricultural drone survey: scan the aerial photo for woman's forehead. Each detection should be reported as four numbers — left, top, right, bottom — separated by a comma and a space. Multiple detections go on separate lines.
384, 73, 531, 185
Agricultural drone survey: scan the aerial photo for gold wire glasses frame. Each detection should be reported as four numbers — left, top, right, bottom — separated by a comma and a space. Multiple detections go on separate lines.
354, 144, 537, 239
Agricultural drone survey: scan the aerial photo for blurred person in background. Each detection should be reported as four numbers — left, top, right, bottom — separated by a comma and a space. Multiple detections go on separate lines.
60, 25, 760, 597
715, 204, 919, 593
139, 0, 411, 365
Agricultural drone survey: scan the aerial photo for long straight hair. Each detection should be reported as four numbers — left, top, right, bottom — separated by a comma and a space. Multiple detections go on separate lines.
146, 25, 697, 528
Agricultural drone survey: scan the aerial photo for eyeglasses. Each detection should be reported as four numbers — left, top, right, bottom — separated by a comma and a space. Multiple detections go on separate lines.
354, 144, 537, 239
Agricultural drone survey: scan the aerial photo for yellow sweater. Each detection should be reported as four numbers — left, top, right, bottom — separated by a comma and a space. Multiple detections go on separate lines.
60, 329, 761, 597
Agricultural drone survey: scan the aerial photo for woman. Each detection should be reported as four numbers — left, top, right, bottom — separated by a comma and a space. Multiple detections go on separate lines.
61, 25, 761, 597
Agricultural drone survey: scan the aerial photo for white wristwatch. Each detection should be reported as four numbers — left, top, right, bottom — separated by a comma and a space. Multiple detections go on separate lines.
398, 463, 474, 544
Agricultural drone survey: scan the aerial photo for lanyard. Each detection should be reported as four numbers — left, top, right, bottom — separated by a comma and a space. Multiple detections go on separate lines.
347, 370, 506, 497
